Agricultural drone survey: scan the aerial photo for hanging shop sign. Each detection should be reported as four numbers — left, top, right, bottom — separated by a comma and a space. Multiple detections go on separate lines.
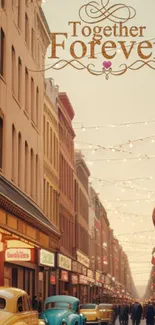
71, 274, 79, 284
77, 250, 90, 268
79, 275, 88, 285
58, 254, 72, 271
81, 266, 86, 274
72, 261, 78, 272
87, 269, 93, 278
61, 270, 69, 282
88, 277, 95, 284
77, 263, 82, 274
5, 248, 31, 262
40, 249, 55, 267
96, 271, 101, 282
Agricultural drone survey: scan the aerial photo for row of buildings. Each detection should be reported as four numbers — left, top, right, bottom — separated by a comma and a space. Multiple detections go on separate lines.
0, 0, 137, 302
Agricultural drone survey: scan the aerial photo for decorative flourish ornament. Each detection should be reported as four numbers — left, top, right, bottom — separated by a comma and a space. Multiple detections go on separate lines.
48, 59, 155, 80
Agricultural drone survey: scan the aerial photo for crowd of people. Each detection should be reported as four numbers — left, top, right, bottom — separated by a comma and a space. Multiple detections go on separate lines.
113, 301, 155, 325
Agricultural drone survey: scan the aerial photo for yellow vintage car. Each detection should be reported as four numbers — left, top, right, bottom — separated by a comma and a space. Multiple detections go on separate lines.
0, 287, 45, 325
98, 304, 113, 325
80, 303, 113, 325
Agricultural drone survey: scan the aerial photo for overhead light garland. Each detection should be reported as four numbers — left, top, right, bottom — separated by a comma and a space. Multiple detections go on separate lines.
73, 119, 155, 130
75, 136, 155, 156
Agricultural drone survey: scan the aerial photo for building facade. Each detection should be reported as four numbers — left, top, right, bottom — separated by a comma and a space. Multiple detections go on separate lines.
57, 92, 75, 294
74, 150, 90, 302
0, 0, 59, 297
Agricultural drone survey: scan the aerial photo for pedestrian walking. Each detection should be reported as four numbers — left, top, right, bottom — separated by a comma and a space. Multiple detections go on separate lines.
32, 295, 38, 311
119, 302, 130, 325
131, 301, 143, 325
145, 302, 155, 325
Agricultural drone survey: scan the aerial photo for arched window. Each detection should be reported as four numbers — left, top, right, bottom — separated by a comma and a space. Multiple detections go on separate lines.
31, 78, 34, 121
12, 124, 16, 181
30, 148, 33, 197
25, 68, 29, 112
12, 46, 16, 95
18, 57, 22, 103
0, 28, 5, 77
35, 154, 38, 202
18, 132, 22, 187
25, 13, 29, 45
36, 87, 39, 127
25, 141, 28, 192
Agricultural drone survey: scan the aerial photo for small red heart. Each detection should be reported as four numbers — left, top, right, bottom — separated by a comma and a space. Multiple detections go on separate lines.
103, 61, 112, 69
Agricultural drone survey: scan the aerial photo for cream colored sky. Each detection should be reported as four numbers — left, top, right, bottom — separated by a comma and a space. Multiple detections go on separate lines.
42, 0, 155, 295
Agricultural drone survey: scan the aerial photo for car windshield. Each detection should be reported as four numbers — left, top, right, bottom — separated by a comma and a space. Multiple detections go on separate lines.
80, 304, 97, 309
46, 302, 72, 310
0, 298, 6, 310
99, 305, 106, 309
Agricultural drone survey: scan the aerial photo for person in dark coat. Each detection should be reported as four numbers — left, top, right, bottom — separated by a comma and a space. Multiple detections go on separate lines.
32, 295, 38, 310
145, 302, 155, 325
131, 301, 143, 325
119, 302, 130, 325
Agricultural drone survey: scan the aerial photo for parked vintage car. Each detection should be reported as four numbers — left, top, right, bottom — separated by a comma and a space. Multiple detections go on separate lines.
80, 304, 100, 324
0, 287, 45, 325
39, 295, 86, 325
98, 304, 113, 325
80, 303, 113, 325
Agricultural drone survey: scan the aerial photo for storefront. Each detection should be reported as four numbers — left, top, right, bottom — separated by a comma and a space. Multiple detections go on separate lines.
76, 250, 90, 303
57, 253, 72, 295
71, 274, 79, 297
87, 269, 95, 302
79, 275, 89, 303
38, 249, 56, 302
0, 230, 38, 297
0, 178, 60, 298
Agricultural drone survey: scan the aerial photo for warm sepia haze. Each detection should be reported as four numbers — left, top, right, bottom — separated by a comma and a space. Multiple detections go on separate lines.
42, 0, 155, 297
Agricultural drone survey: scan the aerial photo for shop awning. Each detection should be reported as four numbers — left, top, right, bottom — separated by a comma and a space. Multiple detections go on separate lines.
0, 176, 59, 236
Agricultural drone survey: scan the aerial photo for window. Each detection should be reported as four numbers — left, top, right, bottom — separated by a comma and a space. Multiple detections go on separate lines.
0, 298, 6, 309
50, 128, 53, 164
1, 0, 5, 9
25, 14, 29, 45
24, 141, 28, 192
30, 149, 33, 197
31, 28, 35, 59
0, 28, 5, 77
18, 58, 22, 103
18, 133, 22, 187
17, 0, 21, 29
12, 46, 16, 95
25, 68, 29, 112
47, 122, 49, 159
0, 117, 3, 169
12, 125, 16, 180
31, 78, 34, 121
17, 296, 23, 313
43, 116, 45, 154
43, 178, 46, 212
36, 154, 38, 202
36, 87, 39, 127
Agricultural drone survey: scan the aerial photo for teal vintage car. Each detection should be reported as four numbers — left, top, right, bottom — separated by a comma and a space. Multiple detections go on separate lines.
39, 295, 86, 325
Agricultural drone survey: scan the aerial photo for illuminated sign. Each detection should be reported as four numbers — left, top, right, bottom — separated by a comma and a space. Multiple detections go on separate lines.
61, 270, 69, 282
77, 250, 90, 268
58, 254, 72, 271
40, 249, 55, 267
5, 248, 31, 261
